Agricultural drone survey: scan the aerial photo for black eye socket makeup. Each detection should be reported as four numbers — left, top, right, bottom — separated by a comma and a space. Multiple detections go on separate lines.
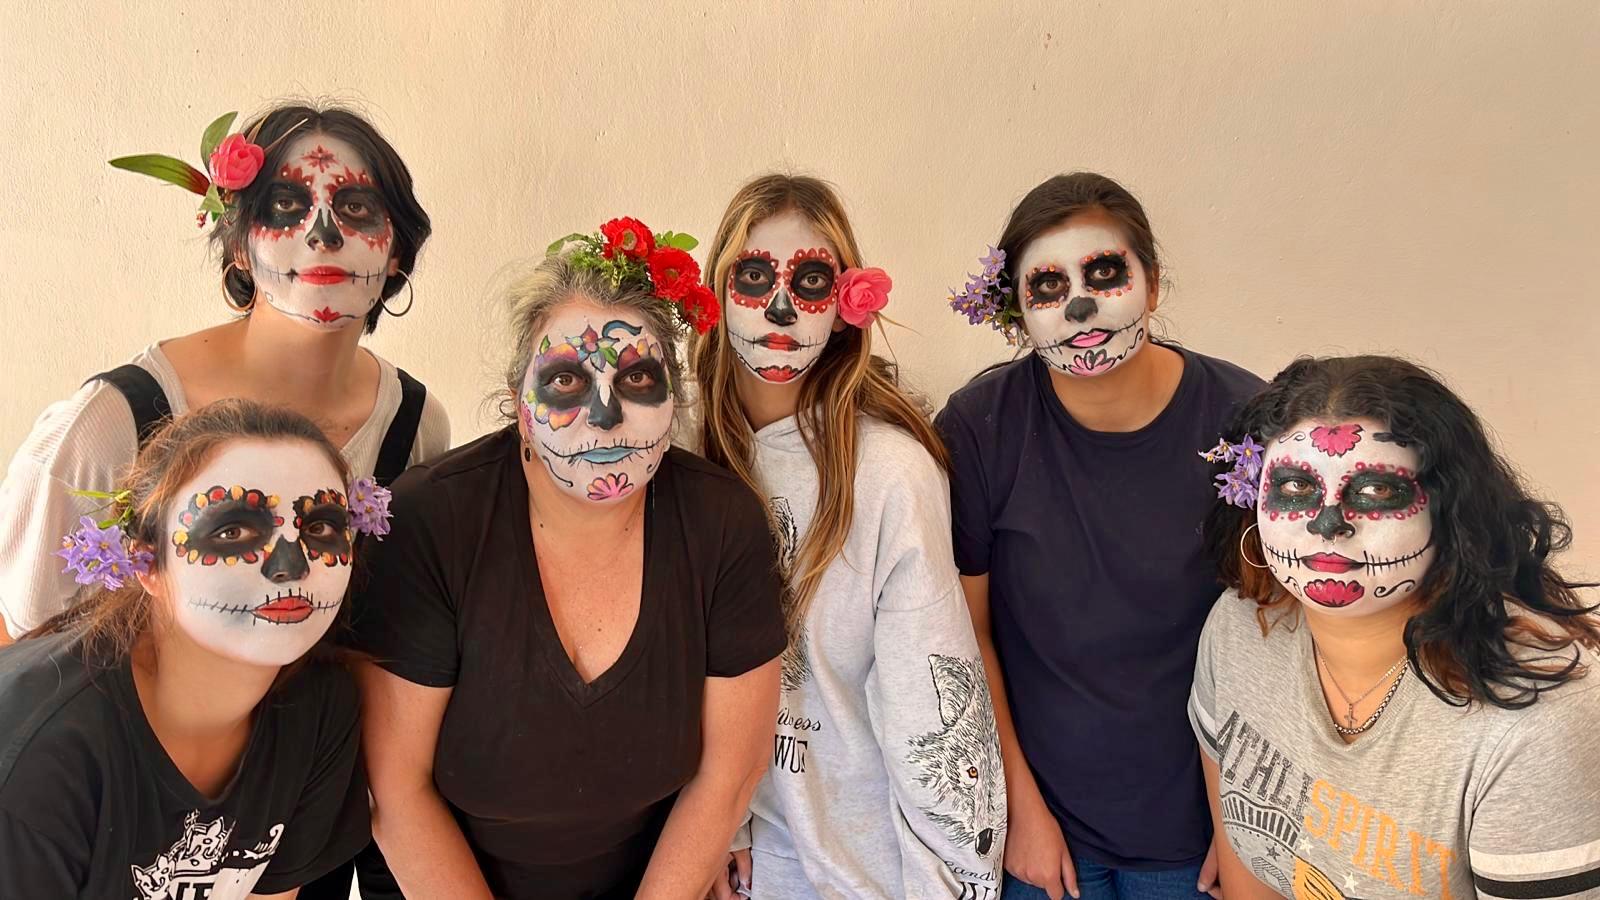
1264, 464, 1323, 512
331, 186, 389, 234
788, 259, 837, 303
615, 359, 669, 405
535, 361, 595, 409
1025, 266, 1068, 307
173, 485, 281, 567
733, 255, 778, 298
292, 491, 353, 560
259, 183, 313, 230
1081, 252, 1130, 292
1341, 471, 1417, 512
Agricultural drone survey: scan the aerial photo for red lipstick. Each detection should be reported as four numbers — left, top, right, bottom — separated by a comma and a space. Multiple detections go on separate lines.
299, 266, 350, 285
252, 594, 314, 624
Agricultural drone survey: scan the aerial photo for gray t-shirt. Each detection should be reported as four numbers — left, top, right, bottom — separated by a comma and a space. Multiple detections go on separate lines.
1189, 591, 1600, 900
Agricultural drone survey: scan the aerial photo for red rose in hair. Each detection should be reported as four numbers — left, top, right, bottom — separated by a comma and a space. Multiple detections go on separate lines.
836, 266, 892, 328
682, 284, 721, 334
208, 133, 265, 191
647, 247, 700, 301
600, 217, 655, 260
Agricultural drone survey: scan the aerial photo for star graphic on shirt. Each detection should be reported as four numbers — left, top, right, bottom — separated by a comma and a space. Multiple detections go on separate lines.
1298, 836, 1312, 855
1266, 843, 1282, 860
1343, 872, 1359, 893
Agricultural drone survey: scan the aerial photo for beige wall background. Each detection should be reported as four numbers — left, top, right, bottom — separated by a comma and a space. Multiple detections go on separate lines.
1, 1, 1596, 573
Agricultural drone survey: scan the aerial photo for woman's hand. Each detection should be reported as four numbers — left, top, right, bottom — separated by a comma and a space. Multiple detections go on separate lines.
1199, 837, 1223, 899
1004, 783, 1078, 900
706, 848, 752, 900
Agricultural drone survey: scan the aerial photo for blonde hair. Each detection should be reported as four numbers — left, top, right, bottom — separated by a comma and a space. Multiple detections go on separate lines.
496, 252, 687, 422
691, 174, 948, 635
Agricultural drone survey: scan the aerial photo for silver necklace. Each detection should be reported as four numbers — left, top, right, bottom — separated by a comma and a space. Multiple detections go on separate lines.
1314, 643, 1409, 736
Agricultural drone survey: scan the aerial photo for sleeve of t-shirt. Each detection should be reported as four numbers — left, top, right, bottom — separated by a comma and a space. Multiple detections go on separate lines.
704, 481, 787, 678
406, 390, 453, 467
868, 445, 1007, 894
254, 665, 372, 893
343, 465, 461, 686
1187, 598, 1228, 763
1466, 677, 1600, 899
0, 382, 141, 637
0, 809, 86, 896
932, 401, 993, 577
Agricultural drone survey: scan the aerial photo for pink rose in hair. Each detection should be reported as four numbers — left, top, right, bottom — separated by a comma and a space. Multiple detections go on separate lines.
836, 267, 892, 328
208, 134, 265, 191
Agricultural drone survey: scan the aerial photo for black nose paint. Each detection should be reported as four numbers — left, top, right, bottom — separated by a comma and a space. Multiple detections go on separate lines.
587, 387, 624, 430
765, 289, 799, 327
1064, 295, 1098, 323
262, 535, 310, 582
1307, 504, 1356, 540
306, 207, 343, 251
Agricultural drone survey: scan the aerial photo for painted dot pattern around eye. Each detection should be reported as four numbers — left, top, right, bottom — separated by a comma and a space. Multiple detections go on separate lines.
1081, 249, 1133, 297
785, 247, 839, 314
171, 485, 283, 566
729, 250, 778, 310
1262, 458, 1328, 522
1025, 265, 1065, 309
1338, 462, 1430, 522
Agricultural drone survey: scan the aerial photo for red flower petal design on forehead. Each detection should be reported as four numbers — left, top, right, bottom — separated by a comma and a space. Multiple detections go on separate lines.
302, 145, 338, 171
1309, 423, 1363, 457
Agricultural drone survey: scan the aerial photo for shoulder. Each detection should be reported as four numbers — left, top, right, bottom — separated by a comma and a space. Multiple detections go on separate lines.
392, 427, 514, 499
0, 637, 112, 811
856, 417, 947, 495
1178, 347, 1267, 406
411, 390, 452, 463
7, 374, 143, 486
662, 448, 768, 530
1201, 589, 1281, 652
266, 658, 360, 736
939, 356, 1033, 425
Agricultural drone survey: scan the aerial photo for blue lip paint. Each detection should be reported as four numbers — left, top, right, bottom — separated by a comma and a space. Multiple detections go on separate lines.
579, 446, 636, 464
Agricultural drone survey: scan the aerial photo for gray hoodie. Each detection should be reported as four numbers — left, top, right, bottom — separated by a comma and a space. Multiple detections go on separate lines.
736, 414, 1006, 900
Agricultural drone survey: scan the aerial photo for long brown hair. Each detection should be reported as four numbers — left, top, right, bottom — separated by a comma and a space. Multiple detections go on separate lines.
26, 399, 352, 677
692, 174, 948, 634
1203, 356, 1599, 709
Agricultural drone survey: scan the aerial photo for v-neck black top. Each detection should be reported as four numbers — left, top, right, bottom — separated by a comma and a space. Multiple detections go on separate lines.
0, 633, 368, 898
347, 427, 786, 899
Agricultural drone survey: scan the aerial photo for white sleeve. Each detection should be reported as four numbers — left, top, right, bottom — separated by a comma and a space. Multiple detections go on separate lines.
865, 445, 1007, 897
0, 383, 141, 637
407, 388, 453, 467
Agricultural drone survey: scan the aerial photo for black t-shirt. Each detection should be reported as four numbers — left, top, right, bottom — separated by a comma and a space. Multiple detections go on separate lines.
935, 347, 1263, 870
346, 427, 786, 900
0, 632, 369, 899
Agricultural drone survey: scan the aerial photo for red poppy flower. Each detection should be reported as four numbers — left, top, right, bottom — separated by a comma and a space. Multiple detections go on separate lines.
600, 217, 655, 260
647, 247, 700, 301
682, 284, 721, 334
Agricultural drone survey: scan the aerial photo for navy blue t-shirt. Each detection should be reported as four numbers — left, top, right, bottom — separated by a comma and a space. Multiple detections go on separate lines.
935, 345, 1263, 870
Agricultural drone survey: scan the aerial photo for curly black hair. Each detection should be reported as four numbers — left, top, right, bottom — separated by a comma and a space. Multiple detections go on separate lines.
1203, 355, 1598, 709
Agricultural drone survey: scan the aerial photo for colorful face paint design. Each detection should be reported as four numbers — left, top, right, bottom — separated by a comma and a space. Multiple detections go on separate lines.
165, 440, 352, 666
519, 304, 674, 503
725, 210, 840, 384
246, 134, 393, 331
1015, 221, 1150, 378
1256, 417, 1434, 616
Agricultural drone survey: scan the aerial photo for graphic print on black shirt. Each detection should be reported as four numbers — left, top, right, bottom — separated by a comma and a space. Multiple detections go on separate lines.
907, 655, 1005, 863
130, 811, 284, 900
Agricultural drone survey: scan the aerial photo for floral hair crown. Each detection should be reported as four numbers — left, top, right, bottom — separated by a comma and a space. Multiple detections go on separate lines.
57, 476, 395, 591
546, 218, 721, 334
948, 246, 1022, 344
1199, 435, 1266, 508
109, 111, 307, 229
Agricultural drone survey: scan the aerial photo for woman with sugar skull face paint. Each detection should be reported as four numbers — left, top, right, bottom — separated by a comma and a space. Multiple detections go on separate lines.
1192, 356, 1600, 900
0, 103, 450, 651
937, 173, 1264, 900
691, 175, 1006, 900
0, 400, 374, 900
348, 242, 786, 900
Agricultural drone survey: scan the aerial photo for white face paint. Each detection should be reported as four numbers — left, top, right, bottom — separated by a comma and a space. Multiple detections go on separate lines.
519, 302, 674, 503
1016, 219, 1150, 377
246, 134, 394, 330
1256, 417, 1435, 617
164, 440, 352, 667
724, 211, 840, 384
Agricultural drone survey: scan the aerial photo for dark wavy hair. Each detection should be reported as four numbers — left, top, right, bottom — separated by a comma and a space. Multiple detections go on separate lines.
1203, 355, 1599, 709
208, 103, 432, 334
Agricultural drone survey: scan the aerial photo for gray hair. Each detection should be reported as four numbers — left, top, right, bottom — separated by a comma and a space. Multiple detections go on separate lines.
496, 253, 687, 422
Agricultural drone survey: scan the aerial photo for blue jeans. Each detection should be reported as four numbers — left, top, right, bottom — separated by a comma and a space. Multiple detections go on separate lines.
1002, 856, 1207, 900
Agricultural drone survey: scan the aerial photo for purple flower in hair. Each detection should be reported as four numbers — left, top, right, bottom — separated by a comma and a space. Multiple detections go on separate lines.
1233, 435, 1265, 479
949, 246, 1019, 338
57, 516, 151, 590
1215, 469, 1259, 509
348, 476, 393, 539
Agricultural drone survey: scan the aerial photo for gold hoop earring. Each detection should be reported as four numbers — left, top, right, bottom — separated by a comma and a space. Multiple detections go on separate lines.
222, 261, 254, 312
382, 270, 415, 318
1240, 523, 1270, 569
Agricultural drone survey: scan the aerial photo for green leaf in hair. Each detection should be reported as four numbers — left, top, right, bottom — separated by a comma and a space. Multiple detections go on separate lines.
199, 111, 238, 165
108, 154, 210, 196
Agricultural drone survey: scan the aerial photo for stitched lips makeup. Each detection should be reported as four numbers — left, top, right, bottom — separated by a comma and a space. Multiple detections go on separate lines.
246, 133, 394, 331
725, 210, 841, 384
1255, 417, 1435, 615
166, 441, 353, 667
